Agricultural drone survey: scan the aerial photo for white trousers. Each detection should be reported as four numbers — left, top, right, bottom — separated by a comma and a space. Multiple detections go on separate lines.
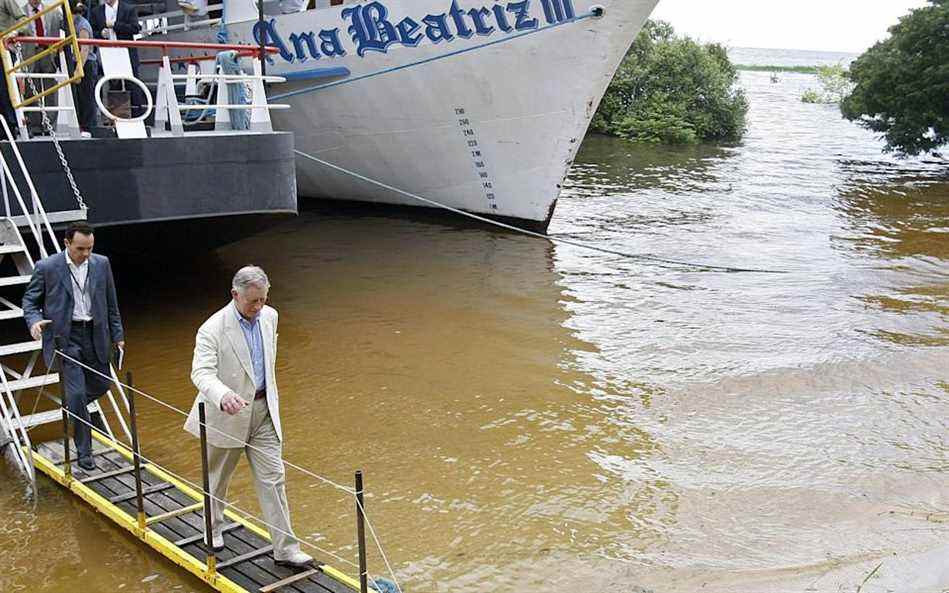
207, 397, 301, 559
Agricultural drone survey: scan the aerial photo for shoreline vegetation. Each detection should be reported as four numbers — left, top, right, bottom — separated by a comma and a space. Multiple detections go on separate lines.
591, 20, 748, 145
841, 0, 947, 156
595, 1, 945, 155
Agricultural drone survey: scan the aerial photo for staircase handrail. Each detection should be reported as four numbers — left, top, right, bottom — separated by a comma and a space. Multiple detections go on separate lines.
0, 117, 61, 256
0, 381, 33, 481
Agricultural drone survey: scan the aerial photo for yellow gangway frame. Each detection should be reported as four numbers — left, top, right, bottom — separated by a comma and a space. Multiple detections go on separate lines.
29, 430, 366, 593
0, 0, 83, 110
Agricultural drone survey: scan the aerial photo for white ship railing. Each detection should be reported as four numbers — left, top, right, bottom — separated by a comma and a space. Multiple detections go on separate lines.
5, 36, 286, 139
153, 54, 287, 135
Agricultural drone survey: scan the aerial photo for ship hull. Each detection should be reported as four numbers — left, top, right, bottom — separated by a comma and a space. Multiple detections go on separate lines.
159, 0, 658, 229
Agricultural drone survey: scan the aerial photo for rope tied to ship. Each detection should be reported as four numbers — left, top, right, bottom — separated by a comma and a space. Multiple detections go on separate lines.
263, 5, 783, 273
292, 149, 789, 274
48, 348, 404, 593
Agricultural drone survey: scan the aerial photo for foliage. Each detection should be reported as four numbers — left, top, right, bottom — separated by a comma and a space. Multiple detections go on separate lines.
591, 20, 748, 144
840, 0, 948, 155
801, 64, 854, 104
801, 89, 823, 104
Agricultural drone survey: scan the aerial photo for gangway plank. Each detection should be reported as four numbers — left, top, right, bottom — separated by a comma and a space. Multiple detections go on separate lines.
31, 432, 363, 593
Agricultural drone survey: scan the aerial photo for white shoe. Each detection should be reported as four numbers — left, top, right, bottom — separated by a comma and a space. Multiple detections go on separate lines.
80, 131, 91, 138
209, 532, 224, 552
274, 550, 313, 569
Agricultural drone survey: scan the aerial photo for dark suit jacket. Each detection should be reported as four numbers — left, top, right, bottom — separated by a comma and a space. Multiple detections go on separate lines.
89, 1, 141, 72
22, 252, 125, 366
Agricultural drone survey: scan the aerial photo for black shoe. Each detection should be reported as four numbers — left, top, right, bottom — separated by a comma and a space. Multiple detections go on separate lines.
78, 456, 96, 471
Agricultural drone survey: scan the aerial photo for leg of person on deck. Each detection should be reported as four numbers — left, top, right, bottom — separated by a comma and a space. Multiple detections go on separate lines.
245, 397, 302, 560
207, 446, 242, 549
62, 325, 111, 463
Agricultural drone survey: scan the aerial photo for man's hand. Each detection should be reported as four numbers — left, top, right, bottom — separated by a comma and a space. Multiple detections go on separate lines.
101, 27, 110, 37
220, 392, 247, 416
116, 341, 125, 350
30, 320, 51, 341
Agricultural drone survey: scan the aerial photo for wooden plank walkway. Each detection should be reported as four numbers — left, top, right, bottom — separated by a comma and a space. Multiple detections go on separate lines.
33, 437, 360, 593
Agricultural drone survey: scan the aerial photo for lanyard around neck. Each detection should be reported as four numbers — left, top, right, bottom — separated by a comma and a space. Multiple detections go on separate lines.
68, 263, 89, 298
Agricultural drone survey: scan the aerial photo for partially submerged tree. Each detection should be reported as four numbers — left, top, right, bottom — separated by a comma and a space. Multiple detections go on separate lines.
801, 64, 854, 104
591, 20, 748, 144
840, 0, 948, 155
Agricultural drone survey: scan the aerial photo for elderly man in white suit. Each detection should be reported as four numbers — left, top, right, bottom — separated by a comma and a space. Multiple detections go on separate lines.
184, 265, 313, 568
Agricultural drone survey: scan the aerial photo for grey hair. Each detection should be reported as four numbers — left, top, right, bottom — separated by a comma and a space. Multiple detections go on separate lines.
232, 265, 270, 294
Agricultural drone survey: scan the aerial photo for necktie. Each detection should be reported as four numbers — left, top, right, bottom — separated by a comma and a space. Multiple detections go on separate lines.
34, 9, 44, 37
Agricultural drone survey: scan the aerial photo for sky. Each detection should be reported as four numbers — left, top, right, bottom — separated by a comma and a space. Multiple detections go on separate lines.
649, 0, 930, 54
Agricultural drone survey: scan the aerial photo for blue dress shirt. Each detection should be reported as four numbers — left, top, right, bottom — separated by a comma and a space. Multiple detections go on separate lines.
234, 303, 266, 392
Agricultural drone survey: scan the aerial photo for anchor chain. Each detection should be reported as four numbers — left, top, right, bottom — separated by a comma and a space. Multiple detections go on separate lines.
14, 42, 88, 211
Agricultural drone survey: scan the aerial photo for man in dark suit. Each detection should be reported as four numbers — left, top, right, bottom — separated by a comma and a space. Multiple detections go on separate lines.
23, 222, 125, 470
89, 0, 144, 117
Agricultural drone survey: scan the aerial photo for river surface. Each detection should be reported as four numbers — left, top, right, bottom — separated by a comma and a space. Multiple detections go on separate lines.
1, 50, 947, 593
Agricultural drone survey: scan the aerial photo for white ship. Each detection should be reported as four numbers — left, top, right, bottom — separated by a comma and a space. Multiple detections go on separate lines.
150, 0, 658, 230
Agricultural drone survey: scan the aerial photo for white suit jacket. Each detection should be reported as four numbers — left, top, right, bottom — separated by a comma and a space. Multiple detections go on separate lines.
184, 303, 282, 448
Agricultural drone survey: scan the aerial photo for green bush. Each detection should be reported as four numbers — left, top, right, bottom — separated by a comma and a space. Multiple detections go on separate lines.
801, 64, 854, 104
801, 89, 824, 104
840, 0, 948, 156
591, 20, 748, 144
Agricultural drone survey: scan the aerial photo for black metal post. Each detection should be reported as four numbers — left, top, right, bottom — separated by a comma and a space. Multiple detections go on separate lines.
198, 402, 216, 573
61, 405, 71, 481
56, 339, 71, 480
355, 471, 368, 593
127, 372, 146, 531
257, 0, 266, 76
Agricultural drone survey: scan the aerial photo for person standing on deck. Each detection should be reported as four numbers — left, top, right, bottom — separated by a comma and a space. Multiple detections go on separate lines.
184, 266, 314, 569
20, 0, 61, 135
89, 0, 143, 117
66, 0, 98, 135
0, 0, 26, 133
22, 222, 125, 471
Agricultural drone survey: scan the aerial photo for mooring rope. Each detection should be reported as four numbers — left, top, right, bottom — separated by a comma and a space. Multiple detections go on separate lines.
269, 9, 600, 101
293, 149, 788, 274
51, 349, 405, 593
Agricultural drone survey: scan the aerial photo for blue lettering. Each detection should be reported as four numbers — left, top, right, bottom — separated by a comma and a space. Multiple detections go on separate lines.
540, 0, 562, 23
541, 0, 575, 22
396, 17, 423, 46
422, 13, 454, 44
319, 28, 346, 57
344, 3, 399, 56
467, 7, 494, 36
448, 0, 473, 39
253, 19, 293, 63
492, 4, 513, 32
341, 5, 368, 44
506, 0, 538, 30
289, 31, 319, 62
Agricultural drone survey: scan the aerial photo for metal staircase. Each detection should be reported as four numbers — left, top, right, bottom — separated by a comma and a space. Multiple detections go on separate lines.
0, 119, 129, 484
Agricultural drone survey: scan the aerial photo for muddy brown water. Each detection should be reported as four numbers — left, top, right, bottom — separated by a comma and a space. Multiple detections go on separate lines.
1, 67, 947, 593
